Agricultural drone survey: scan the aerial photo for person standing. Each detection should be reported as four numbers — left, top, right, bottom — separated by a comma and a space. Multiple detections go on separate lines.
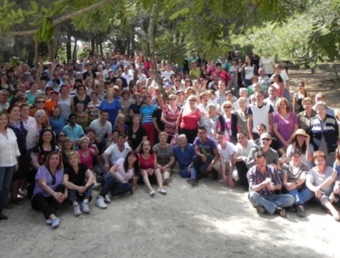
0, 111, 20, 219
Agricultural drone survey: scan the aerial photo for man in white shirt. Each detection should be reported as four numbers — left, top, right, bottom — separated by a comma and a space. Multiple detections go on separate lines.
264, 85, 279, 114
213, 132, 236, 187
161, 64, 175, 80
89, 110, 112, 148
122, 66, 133, 85
102, 134, 132, 172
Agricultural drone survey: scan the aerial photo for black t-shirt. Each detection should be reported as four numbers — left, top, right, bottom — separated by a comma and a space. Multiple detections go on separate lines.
64, 164, 88, 186
129, 102, 143, 115
111, 76, 128, 88
128, 125, 147, 150
152, 107, 165, 131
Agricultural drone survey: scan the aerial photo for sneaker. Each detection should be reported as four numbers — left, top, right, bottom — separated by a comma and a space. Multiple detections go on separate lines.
296, 205, 305, 218
256, 206, 266, 214
95, 196, 107, 209
0, 213, 8, 220
149, 190, 155, 197
192, 180, 198, 186
274, 207, 286, 218
104, 194, 111, 203
186, 179, 198, 186
51, 217, 60, 229
81, 200, 90, 214
93, 183, 102, 191
163, 177, 173, 185
73, 202, 82, 217
45, 219, 52, 225
157, 188, 167, 195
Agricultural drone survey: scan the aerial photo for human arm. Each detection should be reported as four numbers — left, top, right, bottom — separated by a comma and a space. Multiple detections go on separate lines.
273, 119, 289, 147
247, 113, 253, 140
152, 117, 162, 134
194, 144, 207, 163
101, 152, 111, 172
292, 93, 297, 113
306, 170, 337, 198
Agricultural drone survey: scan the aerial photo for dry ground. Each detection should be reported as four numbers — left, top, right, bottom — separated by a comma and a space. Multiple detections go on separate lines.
1, 67, 340, 258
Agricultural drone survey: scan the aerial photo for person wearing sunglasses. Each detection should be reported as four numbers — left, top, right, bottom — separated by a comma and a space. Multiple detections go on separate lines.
247, 133, 279, 170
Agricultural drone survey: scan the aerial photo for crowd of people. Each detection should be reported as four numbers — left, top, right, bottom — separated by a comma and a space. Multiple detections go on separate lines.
0, 49, 340, 229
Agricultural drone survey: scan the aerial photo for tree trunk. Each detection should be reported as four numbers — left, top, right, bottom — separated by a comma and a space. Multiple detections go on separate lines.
147, 2, 164, 96
48, 40, 54, 62
66, 32, 72, 61
99, 36, 103, 56
90, 38, 95, 56
34, 38, 39, 65
72, 38, 78, 61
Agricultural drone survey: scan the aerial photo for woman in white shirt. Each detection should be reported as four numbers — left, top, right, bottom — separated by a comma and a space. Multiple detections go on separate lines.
95, 151, 139, 209
0, 111, 20, 220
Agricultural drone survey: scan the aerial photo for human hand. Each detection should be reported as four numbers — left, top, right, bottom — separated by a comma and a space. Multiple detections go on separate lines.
201, 155, 207, 163
267, 182, 276, 191
315, 189, 325, 199
206, 164, 213, 172
147, 168, 154, 176
103, 164, 110, 172
78, 186, 87, 194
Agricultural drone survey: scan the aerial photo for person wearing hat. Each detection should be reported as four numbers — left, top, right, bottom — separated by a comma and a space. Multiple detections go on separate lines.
44, 91, 59, 116
286, 128, 314, 169
309, 101, 339, 166
282, 148, 311, 217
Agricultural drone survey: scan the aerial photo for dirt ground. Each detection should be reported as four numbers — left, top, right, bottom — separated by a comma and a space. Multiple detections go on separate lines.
1, 67, 340, 258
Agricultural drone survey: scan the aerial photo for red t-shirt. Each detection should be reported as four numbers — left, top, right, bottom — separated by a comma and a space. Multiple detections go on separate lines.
180, 109, 200, 130
139, 153, 155, 170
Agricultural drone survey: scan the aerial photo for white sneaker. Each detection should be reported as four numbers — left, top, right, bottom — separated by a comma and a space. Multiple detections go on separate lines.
73, 202, 82, 217
104, 194, 111, 203
95, 196, 107, 209
81, 200, 90, 214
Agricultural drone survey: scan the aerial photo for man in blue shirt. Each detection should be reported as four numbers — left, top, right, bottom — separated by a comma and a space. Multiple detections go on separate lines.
173, 134, 198, 186
62, 113, 85, 145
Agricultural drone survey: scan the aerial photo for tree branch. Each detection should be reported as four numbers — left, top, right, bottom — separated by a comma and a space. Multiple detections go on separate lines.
3, 0, 113, 36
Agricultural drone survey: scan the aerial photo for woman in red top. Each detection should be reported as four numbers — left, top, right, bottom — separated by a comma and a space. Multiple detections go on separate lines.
161, 94, 181, 143
138, 140, 166, 197
176, 95, 204, 144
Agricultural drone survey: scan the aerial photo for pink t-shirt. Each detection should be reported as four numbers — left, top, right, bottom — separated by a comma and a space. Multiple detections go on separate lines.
78, 148, 95, 170
180, 109, 200, 130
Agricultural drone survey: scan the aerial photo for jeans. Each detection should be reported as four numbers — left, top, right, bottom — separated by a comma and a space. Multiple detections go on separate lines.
68, 187, 93, 202
99, 173, 132, 197
0, 166, 14, 213
193, 155, 213, 180
179, 166, 197, 180
287, 188, 314, 205
248, 191, 295, 214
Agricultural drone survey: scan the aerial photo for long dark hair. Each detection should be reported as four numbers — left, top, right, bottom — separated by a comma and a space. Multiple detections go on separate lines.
291, 136, 307, 154
38, 128, 56, 148
139, 140, 153, 154
124, 151, 140, 177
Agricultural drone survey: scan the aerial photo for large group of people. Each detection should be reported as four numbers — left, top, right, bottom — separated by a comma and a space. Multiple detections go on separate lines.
0, 49, 340, 229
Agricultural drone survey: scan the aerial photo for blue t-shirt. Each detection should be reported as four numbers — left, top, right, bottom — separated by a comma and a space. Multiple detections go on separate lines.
193, 137, 217, 159
140, 104, 157, 124
173, 143, 195, 169
333, 162, 340, 177
99, 99, 122, 124
50, 116, 66, 134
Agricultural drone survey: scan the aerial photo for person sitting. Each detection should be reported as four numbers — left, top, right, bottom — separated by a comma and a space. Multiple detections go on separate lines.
63, 151, 94, 217
95, 151, 139, 209
193, 126, 220, 180
213, 132, 235, 187
173, 134, 198, 186
306, 151, 339, 220
247, 151, 295, 217
31, 152, 68, 229
282, 149, 311, 217
247, 132, 279, 169
233, 131, 256, 190
152, 132, 175, 186
102, 133, 132, 172
89, 110, 112, 151
138, 140, 166, 196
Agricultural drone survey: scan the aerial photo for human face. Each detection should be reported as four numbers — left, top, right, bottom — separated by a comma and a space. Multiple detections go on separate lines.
69, 154, 79, 166
292, 153, 301, 165
42, 131, 53, 143
159, 135, 167, 144
237, 134, 247, 144
255, 92, 264, 104
64, 140, 73, 150
100, 112, 109, 122
0, 113, 8, 129
21, 106, 30, 117
142, 141, 151, 152
223, 105, 232, 113
198, 129, 207, 140
316, 105, 326, 119
302, 101, 312, 111
80, 139, 89, 149
58, 133, 66, 141
177, 137, 187, 148
260, 134, 272, 147
188, 98, 197, 105
217, 134, 225, 145
36, 113, 46, 124
117, 136, 125, 146
49, 154, 60, 168
127, 154, 137, 165
35, 98, 46, 108
255, 156, 267, 171
314, 156, 326, 169
9, 106, 21, 120
279, 101, 287, 112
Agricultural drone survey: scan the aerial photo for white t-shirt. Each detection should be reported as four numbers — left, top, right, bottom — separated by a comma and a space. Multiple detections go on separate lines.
104, 144, 132, 164
113, 158, 134, 183
234, 140, 256, 158
89, 119, 112, 139
259, 56, 275, 74
161, 70, 175, 80
217, 142, 235, 162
